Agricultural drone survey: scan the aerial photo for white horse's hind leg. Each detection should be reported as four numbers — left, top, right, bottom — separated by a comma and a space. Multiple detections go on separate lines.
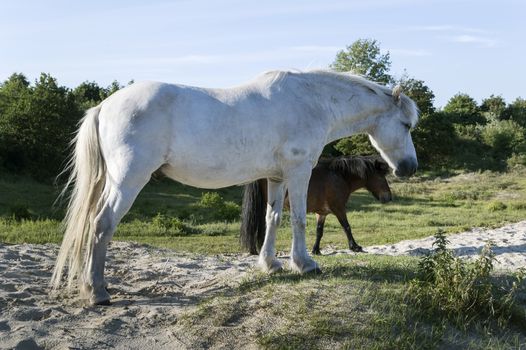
258, 180, 285, 273
83, 178, 149, 305
286, 167, 320, 274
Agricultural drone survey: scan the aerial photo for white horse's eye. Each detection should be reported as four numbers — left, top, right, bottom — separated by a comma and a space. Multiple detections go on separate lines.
402, 122, 411, 131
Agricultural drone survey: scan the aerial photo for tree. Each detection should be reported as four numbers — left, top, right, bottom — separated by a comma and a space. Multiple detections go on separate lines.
73, 81, 106, 109
443, 93, 485, 125
393, 77, 453, 168
411, 112, 456, 168
331, 39, 392, 84
481, 95, 506, 122
506, 97, 526, 128
0, 73, 82, 179
332, 134, 376, 156
0, 73, 32, 172
481, 120, 526, 169
397, 75, 435, 115
106, 80, 123, 96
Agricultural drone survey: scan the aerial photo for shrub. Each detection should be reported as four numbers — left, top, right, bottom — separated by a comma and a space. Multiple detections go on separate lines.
408, 230, 525, 329
199, 222, 230, 236
486, 201, 507, 212
218, 201, 241, 221
333, 134, 376, 156
412, 112, 456, 168
199, 192, 223, 208
152, 213, 185, 234
481, 120, 525, 160
507, 153, 526, 169
197, 192, 241, 222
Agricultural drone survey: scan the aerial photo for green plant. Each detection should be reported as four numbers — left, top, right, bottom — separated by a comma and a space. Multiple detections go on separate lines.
218, 201, 241, 221
333, 134, 376, 156
197, 192, 241, 222
152, 213, 185, 234
408, 230, 525, 329
198, 192, 223, 208
486, 201, 507, 212
506, 153, 526, 169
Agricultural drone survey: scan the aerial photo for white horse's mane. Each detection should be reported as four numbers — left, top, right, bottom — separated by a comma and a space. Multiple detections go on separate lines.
255, 69, 419, 126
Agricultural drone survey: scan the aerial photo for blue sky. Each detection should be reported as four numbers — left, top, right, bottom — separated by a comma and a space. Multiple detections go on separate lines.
1, 0, 524, 107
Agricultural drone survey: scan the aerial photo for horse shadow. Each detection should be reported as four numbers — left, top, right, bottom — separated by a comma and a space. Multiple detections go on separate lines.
237, 261, 419, 294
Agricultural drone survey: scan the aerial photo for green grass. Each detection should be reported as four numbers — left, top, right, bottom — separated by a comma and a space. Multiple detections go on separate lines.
176, 254, 526, 349
2, 169, 526, 254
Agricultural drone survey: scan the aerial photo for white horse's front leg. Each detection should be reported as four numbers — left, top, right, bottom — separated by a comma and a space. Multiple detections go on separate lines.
258, 180, 285, 273
287, 167, 320, 274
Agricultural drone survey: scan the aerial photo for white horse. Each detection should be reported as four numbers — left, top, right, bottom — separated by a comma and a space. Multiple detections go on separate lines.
51, 70, 418, 305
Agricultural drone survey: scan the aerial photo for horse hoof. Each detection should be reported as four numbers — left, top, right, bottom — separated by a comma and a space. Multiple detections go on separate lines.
94, 299, 111, 306
290, 257, 320, 274
258, 258, 283, 274
351, 246, 364, 253
268, 262, 283, 274
88, 287, 111, 306
305, 267, 322, 274
311, 250, 322, 255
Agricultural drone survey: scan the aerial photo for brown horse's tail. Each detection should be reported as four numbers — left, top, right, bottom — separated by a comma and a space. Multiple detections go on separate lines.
239, 179, 267, 255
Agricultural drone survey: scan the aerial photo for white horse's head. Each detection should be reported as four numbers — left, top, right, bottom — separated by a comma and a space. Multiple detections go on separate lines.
368, 86, 419, 178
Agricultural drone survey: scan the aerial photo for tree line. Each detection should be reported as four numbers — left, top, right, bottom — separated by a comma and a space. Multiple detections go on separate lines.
0, 74, 127, 181
0, 39, 525, 182
327, 39, 526, 173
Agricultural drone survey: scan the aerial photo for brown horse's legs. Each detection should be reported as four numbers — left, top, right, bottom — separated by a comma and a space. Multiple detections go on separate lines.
333, 209, 363, 252
312, 214, 326, 255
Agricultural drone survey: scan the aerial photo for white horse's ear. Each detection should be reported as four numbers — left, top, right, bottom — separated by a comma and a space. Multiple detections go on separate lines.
392, 85, 402, 105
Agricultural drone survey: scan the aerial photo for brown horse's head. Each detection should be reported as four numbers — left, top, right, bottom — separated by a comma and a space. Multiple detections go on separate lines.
364, 157, 392, 203
327, 155, 392, 203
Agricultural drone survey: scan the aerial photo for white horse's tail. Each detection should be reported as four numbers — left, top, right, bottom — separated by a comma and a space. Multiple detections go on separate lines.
50, 105, 107, 291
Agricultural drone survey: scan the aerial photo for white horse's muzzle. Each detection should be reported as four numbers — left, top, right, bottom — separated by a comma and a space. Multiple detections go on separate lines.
394, 157, 418, 178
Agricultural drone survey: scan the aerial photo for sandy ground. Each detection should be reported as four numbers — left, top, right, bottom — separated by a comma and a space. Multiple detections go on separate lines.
1, 221, 525, 349
0, 242, 259, 349
367, 220, 526, 271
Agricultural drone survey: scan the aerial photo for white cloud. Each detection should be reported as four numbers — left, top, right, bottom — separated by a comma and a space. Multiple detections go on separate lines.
450, 35, 497, 48
405, 24, 497, 48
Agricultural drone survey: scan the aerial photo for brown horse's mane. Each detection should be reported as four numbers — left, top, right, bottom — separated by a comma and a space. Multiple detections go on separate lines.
318, 155, 390, 180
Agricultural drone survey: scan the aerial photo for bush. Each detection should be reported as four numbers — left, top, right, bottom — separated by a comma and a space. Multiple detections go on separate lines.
333, 134, 376, 156
218, 201, 241, 221
197, 192, 241, 222
151, 213, 185, 234
408, 230, 525, 329
480, 120, 526, 169
507, 153, 526, 169
412, 112, 456, 168
199, 192, 223, 208
486, 201, 507, 212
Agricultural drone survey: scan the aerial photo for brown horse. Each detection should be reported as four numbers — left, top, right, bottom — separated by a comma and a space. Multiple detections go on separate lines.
240, 155, 392, 255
